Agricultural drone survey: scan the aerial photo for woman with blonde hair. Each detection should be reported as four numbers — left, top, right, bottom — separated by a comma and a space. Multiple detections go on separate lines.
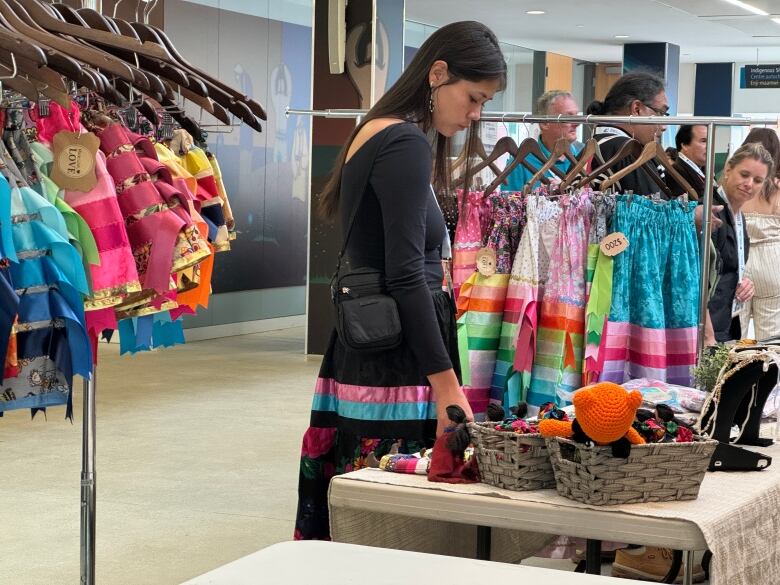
709, 142, 772, 342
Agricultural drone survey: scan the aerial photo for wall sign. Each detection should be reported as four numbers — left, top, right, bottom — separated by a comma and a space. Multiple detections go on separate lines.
742, 65, 780, 89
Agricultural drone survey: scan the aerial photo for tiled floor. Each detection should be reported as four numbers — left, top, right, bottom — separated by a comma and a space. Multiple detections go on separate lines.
0, 328, 317, 585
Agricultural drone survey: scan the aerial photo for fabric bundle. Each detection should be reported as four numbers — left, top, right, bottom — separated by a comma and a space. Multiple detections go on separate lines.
493, 195, 561, 409
527, 193, 592, 407
599, 195, 699, 387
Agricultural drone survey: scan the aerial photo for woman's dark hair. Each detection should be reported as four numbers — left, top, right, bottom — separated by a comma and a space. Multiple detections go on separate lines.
586, 71, 665, 116
742, 127, 780, 199
318, 21, 507, 219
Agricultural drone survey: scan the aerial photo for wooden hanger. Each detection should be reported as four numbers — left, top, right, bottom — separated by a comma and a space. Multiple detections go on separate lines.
600, 141, 658, 191
0, 23, 47, 66
147, 21, 267, 120
575, 138, 645, 188
51, 4, 194, 93
131, 21, 267, 121
559, 139, 597, 191
0, 68, 71, 107
585, 139, 678, 199
482, 137, 564, 195
26, 6, 166, 100
0, 5, 87, 83
130, 18, 262, 130
654, 144, 699, 201
18, 0, 169, 57
0, 0, 142, 87
452, 136, 508, 179
526, 137, 571, 188
453, 136, 543, 189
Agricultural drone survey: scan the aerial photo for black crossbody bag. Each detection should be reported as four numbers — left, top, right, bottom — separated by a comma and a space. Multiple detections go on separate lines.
329, 135, 402, 353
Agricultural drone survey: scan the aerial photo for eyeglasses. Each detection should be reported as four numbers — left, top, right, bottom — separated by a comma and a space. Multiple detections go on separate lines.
642, 103, 670, 117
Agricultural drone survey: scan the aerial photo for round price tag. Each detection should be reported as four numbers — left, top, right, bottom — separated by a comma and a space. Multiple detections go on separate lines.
475, 247, 497, 277
56, 143, 95, 179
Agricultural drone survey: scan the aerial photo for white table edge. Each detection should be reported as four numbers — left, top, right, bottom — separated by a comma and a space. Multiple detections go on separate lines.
329, 476, 709, 550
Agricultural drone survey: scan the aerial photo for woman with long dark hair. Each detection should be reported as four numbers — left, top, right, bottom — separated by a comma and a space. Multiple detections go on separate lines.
295, 21, 507, 540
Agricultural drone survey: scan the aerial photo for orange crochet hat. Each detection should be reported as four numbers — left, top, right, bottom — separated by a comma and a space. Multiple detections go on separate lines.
573, 382, 643, 444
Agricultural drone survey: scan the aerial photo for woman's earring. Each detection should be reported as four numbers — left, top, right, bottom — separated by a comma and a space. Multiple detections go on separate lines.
429, 84, 435, 113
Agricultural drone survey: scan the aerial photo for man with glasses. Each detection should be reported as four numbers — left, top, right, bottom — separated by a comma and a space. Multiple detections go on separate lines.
585, 71, 671, 197
502, 90, 582, 192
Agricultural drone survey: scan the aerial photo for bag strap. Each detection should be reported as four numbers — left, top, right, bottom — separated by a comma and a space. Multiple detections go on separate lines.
333, 124, 401, 280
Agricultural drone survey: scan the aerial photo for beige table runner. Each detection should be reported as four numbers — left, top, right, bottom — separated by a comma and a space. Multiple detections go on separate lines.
331, 439, 780, 585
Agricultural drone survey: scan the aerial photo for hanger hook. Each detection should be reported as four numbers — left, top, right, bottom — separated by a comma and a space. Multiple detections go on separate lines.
500, 112, 509, 134
0, 53, 17, 81
145, 0, 160, 24
522, 113, 531, 139
113, 0, 126, 19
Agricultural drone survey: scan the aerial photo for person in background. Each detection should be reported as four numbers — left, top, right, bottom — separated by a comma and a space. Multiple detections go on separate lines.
709, 143, 771, 342
586, 71, 669, 196
740, 128, 780, 341
501, 90, 581, 191
669, 124, 709, 196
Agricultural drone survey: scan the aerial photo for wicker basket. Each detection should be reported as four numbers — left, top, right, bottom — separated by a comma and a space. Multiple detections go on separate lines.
545, 436, 718, 505
468, 422, 556, 491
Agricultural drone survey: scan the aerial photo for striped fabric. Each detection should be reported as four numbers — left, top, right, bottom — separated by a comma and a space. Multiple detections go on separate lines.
456, 272, 511, 413
492, 196, 561, 409
312, 378, 436, 422
599, 195, 699, 387
527, 194, 592, 407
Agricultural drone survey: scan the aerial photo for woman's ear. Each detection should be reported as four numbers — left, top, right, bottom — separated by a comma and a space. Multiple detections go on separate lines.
629, 99, 643, 116
428, 60, 450, 87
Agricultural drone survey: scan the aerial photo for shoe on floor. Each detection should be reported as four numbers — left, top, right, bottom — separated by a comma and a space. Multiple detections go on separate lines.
611, 547, 705, 583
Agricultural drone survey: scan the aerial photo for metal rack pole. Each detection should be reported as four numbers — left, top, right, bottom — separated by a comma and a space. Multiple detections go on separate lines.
697, 124, 719, 356
289, 107, 777, 360
80, 370, 96, 585
287, 107, 780, 127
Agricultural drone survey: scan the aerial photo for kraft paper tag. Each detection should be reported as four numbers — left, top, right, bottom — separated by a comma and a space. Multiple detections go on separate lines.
476, 247, 497, 277
50, 131, 100, 192
600, 232, 629, 257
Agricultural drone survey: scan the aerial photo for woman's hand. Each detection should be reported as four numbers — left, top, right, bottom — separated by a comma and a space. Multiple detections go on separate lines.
695, 204, 723, 232
736, 277, 755, 303
434, 387, 474, 438
428, 369, 473, 438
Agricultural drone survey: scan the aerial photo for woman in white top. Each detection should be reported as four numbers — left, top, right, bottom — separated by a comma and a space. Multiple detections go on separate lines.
741, 128, 780, 341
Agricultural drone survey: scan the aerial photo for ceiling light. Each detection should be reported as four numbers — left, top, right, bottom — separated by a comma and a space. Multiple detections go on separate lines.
773, 17, 780, 24
526, 10, 545, 15
615, 35, 630, 39
576, 24, 585, 28
722, 0, 769, 16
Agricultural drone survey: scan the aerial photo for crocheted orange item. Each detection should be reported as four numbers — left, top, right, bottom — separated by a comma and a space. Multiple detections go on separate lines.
574, 382, 643, 443
539, 382, 645, 446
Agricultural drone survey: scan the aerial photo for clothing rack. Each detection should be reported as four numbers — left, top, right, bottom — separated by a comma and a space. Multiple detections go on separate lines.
289, 106, 780, 362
